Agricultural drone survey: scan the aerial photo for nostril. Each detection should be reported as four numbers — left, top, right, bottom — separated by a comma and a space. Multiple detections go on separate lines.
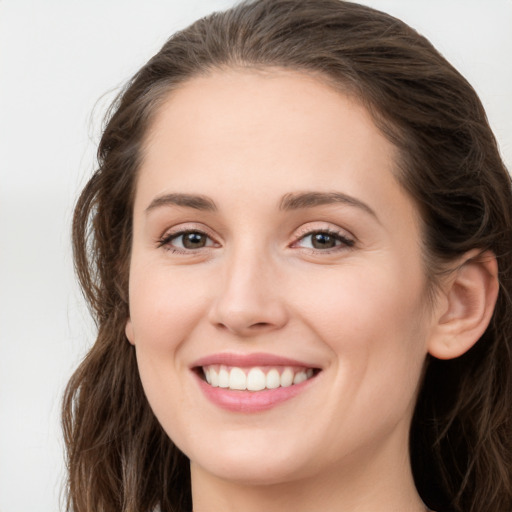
250, 322, 271, 329
213, 320, 275, 335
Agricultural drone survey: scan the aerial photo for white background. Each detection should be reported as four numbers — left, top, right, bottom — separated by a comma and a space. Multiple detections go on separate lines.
0, 1, 510, 510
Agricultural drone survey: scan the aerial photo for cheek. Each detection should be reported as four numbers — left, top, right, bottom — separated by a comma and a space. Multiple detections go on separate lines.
127, 266, 212, 440
127, 265, 208, 403
309, 265, 428, 432
128, 265, 209, 351
297, 259, 427, 339
295, 260, 429, 393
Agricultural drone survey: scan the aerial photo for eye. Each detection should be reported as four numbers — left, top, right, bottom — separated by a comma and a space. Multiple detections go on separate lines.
294, 230, 354, 251
159, 230, 216, 251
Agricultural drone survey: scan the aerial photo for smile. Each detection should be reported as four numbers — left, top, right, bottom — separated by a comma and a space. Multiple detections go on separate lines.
191, 353, 322, 412
202, 365, 316, 391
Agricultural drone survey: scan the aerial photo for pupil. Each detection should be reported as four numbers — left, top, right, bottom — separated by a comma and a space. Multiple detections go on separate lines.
183, 232, 206, 249
312, 233, 335, 249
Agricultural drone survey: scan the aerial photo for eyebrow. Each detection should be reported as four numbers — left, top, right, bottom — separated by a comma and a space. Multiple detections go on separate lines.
145, 193, 217, 213
279, 191, 378, 219
145, 190, 377, 220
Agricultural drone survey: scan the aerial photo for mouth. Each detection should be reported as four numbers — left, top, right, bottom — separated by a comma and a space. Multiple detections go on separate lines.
195, 364, 320, 391
191, 353, 322, 412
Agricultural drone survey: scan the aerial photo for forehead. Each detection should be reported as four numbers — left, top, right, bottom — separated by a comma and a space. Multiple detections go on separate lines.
143, 70, 392, 176
136, 68, 417, 226
144, 68, 386, 155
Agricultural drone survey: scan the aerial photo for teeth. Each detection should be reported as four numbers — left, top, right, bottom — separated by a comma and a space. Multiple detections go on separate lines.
202, 365, 316, 391
210, 368, 219, 387
280, 368, 294, 387
293, 371, 307, 385
247, 368, 266, 391
218, 366, 229, 388
229, 367, 246, 390
266, 369, 280, 389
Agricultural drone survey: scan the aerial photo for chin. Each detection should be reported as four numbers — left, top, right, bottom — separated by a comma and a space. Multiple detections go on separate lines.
194, 458, 306, 487
187, 434, 314, 486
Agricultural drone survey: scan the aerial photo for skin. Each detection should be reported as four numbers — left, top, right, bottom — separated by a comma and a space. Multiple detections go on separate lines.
125, 68, 445, 511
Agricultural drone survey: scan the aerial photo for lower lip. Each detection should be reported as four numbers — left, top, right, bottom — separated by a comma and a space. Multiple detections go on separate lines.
194, 372, 317, 413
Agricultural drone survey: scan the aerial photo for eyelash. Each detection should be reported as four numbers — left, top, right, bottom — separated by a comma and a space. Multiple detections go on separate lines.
157, 227, 355, 255
157, 229, 217, 254
292, 228, 355, 253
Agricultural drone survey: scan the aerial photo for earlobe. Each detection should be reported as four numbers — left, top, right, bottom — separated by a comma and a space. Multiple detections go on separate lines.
428, 250, 499, 360
125, 318, 135, 345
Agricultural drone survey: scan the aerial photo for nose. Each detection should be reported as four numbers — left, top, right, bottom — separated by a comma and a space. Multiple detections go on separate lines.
208, 248, 289, 337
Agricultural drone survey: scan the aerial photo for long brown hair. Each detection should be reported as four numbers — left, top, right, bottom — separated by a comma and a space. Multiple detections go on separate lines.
63, 1, 512, 511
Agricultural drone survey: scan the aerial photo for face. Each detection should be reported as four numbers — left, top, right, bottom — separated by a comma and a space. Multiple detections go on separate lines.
126, 69, 437, 486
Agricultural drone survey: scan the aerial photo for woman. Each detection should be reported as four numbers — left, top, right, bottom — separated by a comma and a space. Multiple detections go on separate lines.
63, 1, 512, 511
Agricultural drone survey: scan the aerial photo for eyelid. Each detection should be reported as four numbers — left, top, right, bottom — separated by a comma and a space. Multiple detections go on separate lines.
293, 222, 355, 241
290, 223, 356, 251
156, 223, 220, 250
155, 221, 355, 253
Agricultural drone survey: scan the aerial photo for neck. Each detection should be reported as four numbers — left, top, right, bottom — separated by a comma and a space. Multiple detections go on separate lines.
191, 432, 427, 512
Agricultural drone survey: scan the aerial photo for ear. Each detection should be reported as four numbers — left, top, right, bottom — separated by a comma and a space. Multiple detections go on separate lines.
125, 318, 135, 346
428, 250, 499, 360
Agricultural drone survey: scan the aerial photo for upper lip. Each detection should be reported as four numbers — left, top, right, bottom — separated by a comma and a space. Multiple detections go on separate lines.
191, 352, 320, 369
